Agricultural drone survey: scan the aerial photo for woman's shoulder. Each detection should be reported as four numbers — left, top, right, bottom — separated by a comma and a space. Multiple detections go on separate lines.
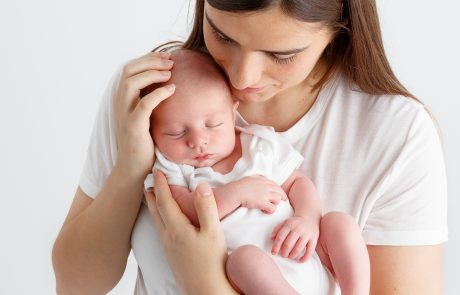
331, 75, 429, 125
320, 75, 440, 152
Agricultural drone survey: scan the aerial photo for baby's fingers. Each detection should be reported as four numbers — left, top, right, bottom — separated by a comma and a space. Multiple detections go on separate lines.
261, 201, 277, 214
280, 231, 300, 258
268, 183, 288, 201
271, 226, 290, 255
299, 240, 316, 263
288, 236, 308, 260
271, 223, 283, 240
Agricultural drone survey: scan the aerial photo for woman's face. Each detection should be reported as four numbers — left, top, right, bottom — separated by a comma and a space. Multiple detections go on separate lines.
203, 3, 334, 103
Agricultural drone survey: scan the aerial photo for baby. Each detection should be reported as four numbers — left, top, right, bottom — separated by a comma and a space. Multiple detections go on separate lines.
144, 49, 369, 295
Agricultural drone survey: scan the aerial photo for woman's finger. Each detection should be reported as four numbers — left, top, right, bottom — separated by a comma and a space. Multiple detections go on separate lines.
122, 70, 174, 112
193, 182, 221, 233
131, 84, 176, 125
121, 52, 173, 79
152, 170, 190, 230
144, 190, 165, 236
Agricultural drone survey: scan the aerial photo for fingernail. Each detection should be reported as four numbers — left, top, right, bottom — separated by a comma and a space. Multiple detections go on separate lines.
165, 84, 175, 92
164, 59, 174, 67
161, 70, 171, 76
197, 183, 212, 197
159, 51, 171, 59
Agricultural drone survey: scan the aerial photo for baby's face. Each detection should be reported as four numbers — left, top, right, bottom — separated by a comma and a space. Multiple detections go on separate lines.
151, 82, 238, 168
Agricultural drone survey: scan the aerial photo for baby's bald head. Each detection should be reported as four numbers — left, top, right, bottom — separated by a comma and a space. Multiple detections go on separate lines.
142, 49, 233, 107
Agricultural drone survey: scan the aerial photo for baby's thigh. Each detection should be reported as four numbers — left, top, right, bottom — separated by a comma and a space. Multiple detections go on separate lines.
226, 245, 282, 289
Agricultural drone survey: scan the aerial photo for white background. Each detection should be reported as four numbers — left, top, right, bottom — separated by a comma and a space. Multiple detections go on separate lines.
0, 0, 458, 294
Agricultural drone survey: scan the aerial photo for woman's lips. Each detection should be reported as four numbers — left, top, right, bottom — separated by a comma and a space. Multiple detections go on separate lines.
233, 85, 266, 94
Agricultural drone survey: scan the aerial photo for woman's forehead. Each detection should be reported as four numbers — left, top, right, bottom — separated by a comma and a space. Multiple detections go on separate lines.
204, 3, 329, 50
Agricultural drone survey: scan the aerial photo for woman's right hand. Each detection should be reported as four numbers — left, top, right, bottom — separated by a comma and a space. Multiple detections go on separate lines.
145, 171, 238, 294
114, 51, 176, 179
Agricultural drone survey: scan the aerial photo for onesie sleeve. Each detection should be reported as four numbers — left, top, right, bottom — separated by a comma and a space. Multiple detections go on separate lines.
78, 67, 121, 198
362, 107, 448, 245
244, 125, 304, 185
144, 150, 189, 191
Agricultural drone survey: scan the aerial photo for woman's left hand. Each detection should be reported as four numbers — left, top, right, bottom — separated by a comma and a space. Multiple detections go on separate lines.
145, 171, 237, 294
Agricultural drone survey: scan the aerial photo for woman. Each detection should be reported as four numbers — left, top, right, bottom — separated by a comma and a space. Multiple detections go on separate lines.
52, 0, 447, 294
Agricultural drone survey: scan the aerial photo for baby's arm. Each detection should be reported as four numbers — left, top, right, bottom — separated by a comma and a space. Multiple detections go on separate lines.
271, 169, 321, 262
169, 185, 241, 227
169, 176, 288, 227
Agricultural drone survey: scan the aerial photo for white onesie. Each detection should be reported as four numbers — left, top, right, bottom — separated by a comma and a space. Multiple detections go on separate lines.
144, 124, 336, 294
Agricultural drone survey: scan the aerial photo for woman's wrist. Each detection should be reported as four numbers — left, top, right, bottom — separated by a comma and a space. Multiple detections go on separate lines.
113, 157, 151, 185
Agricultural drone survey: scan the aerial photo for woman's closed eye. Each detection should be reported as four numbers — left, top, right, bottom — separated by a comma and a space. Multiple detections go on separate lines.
269, 53, 297, 65
211, 28, 233, 44
211, 27, 297, 65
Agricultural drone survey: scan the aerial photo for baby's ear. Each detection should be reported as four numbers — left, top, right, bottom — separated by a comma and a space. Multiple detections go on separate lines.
233, 100, 239, 112
232, 101, 239, 122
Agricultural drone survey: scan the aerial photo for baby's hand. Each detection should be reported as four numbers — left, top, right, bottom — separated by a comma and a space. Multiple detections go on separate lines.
270, 215, 319, 262
232, 175, 288, 214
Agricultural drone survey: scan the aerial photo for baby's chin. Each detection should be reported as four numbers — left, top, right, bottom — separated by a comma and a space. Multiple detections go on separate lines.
191, 159, 217, 168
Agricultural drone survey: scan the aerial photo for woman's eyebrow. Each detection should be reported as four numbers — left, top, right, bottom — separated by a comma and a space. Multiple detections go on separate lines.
205, 12, 309, 56
205, 12, 237, 43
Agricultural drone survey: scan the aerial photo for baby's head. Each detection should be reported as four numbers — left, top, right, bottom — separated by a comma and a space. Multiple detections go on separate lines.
147, 49, 238, 168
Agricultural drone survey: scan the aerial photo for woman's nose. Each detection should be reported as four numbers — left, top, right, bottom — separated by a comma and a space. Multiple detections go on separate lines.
228, 52, 262, 90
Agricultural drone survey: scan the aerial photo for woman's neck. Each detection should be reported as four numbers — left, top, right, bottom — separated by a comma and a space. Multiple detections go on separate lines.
238, 80, 321, 132
237, 59, 328, 132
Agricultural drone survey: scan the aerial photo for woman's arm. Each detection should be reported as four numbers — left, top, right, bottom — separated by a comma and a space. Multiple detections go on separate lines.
52, 166, 145, 294
368, 245, 443, 294
52, 51, 175, 294
146, 171, 238, 295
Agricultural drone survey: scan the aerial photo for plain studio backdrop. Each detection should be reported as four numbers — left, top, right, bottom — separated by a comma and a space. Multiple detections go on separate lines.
0, 0, 458, 294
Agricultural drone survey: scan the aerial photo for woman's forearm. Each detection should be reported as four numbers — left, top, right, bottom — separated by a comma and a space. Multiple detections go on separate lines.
52, 165, 144, 294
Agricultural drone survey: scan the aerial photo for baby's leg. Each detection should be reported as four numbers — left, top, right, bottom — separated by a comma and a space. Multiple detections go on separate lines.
316, 212, 370, 295
226, 245, 298, 295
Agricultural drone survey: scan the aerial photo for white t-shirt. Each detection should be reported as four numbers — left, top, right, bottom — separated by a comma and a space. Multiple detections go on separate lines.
79, 68, 448, 294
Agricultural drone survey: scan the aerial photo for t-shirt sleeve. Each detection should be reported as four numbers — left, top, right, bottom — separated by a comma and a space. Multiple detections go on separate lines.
362, 108, 448, 245
78, 67, 121, 199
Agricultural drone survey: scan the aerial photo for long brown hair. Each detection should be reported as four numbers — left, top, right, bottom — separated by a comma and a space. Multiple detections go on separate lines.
165, 0, 414, 99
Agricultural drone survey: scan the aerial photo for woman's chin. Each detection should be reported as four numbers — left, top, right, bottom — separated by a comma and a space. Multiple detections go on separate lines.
233, 92, 269, 104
